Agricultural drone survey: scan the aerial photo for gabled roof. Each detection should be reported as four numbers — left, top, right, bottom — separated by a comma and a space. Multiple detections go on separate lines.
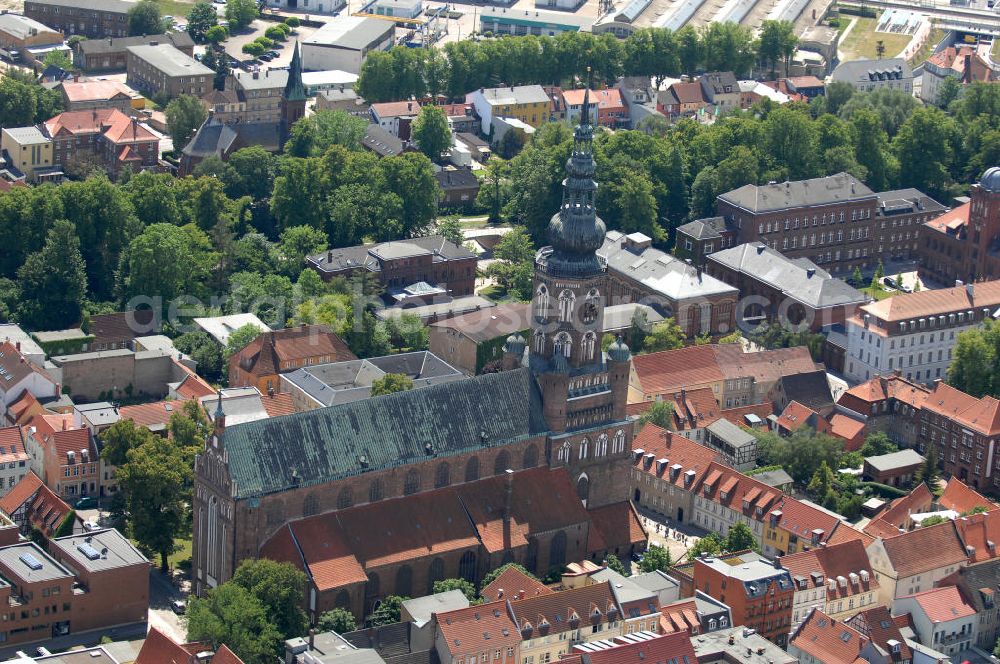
630, 425, 722, 492
939, 477, 997, 514
941, 557, 1000, 613
260, 392, 295, 418
561, 88, 625, 110
901, 585, 976, 623
845, 606, 911, 664
224, 367, 547, 499
0, 341, 52, 389
429, 302, 530, 343
437, 600, 520, 658
134, 626, 206, 664
0, 471, 74, 537
693, 461, 781, 523
776, 400, 827, 434
864, 483, 934, 538
719, 173, 875, 214
588, 501, 646, 553
879, 520, 968, 578
770, 496, 842, 544
828, 414, 865, 450
44, 109, 158, 144
921, 381, 1000, 436
780, 371, 833, 412
954, 509, 1000, 563
230, 324, 355, 382
790, 609, 868, 664
118, 399, 192, 431
508, 581, 622, 637
481, 565, 552, 603
61, 80, 135, 103
570, 630, 698, 664
860, 279, 1000, 325
667, 82, 706, 105
780, 539, 878, 600
838, 373, 930, 414
865, 449, 924, 473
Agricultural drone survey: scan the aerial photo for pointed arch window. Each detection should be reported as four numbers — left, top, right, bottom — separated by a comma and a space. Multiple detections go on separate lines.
534, 330, 546, 354
612, 430, 626, 454
535, 284, 550, 318
557, 441, 571, 463
579, 438, 589, 460
581, 289, 600, 324
554, 332, 572, 358
582, 331, 597, 360
596, 433, 608, 457
558, 290, 576, 323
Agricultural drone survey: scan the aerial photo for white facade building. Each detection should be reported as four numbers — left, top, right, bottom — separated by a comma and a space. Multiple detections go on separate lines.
301, 16, 394, 74
845, 281, 1000, 385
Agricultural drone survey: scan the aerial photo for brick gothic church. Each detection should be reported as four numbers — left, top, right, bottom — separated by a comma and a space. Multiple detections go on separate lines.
191, 97, 641, 620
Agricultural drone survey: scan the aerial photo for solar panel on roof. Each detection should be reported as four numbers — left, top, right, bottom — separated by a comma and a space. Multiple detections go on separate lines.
77, 543, 101, 561
19, 552, 43, 570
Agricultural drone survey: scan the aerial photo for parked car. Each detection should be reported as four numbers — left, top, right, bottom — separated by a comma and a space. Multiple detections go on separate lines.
259, 53, 273, 61
171, 600, 186, 614
266, 50, 280, 58
882, 276, 898, 290
83, 521, 100, 532
75, 496, 97, 509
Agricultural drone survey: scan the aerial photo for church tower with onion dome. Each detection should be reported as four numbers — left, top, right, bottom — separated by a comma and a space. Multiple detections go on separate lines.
507, 81, 633, 507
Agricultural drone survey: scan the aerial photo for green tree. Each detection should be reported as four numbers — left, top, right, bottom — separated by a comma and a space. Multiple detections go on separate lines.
638, 544, 673, 572
117, 438, 187, 571
128, 0, 163, 36
369, 595, 407, 627
166, 95, 207, 150
852, 266, 863, 287
638, 401, 674, 430
936, 76, 962, 109
824, 81, 856, 115
643, 318, 686, 353
754, 428, 844, 485
724, 521, 758, 553
168, 400, 211, 449
437, 218, 464, 248
42, 50, 73, 71
277, 225, 328, 276
224, 146, 278, 201
116, 223, 218, 306
920, 514, 947, 526
17, 221, 87, 330
370, 373, 413, 396
173, 331, 224, 381
232, 559, 308, 641
225, 323, 264, 359
286, 110, 367, 156
205, 24, 228, 45
225, 0, 259, 30
893, 107, 958, 201
860, 431, 898, 457
687, 532, 723, 560
432, 578, 478, 601
101, 419, 156, 467
186, 1, 218, 42
186, 583, 283, 664
242, 41, 265, 57
948, 322, 1000, 397
411, 105, 452, 160
807, 461, 836, 498
317, 608, 357, 634
916, 444, 941, 493
603, 554, 628, 576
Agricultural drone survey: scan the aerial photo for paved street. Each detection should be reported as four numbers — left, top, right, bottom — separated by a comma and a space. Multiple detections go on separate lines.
634, 506, 707, 565
148, 568, 188, 644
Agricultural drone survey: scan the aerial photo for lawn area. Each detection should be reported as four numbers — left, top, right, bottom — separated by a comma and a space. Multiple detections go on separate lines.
130, 536, 192, 570
840, 17, 914, 61
156, 0, 195, 19
862, 285, 896, 301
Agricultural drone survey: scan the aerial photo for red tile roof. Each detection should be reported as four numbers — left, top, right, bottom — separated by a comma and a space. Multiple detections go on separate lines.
693, 461, 781, 524
0, 426, 28, 464
863, 483, 934, 538
370, 100, 421, 118
880, 520, 968, 578
775, 400, 826, 434
790, 609, 868, 664
780, 540, 878, 600
926, 46, 995, 83
0, 472, 73, 535
845, 606, 911, 664
61, 80, 134, 103
716, 402, 775, 429
481, 565, 552, 603
210, 645, 245, 664
939, 477, 997, 514
561, 88, 625, 110
659, 598, 702, 634
632, 345, 724, 396
44, 109, 158, 145
925, 201, 971, 235
508, 581, 621, 638
770, 496, 841, 545
828, 414, 865, 449
437, 600, 519, 659
118, 399, 193, 431
0, 341, 52, 389
6, 391, 41, 425
668, 82, 706, 105
838, 374, 930, 415
274, 518, 368, 590
260, 392, 295, 418
922, 382, 1000, 436
172, 361, 215, 399
860, 278, 1000, 324
630, 425, 722, 493
230, 325, 355, 382
135, 626, 205, 664
588, 501, 646, 554
825, 523, 875, 549
903, 586, 976, 622
954, 510, 1000, 562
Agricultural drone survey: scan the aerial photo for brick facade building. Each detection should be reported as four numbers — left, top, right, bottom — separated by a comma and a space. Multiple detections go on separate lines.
193, 101, 638, 621
24, 0, 132, 38
43, 109, 159, 177
921, 167, 1000, 285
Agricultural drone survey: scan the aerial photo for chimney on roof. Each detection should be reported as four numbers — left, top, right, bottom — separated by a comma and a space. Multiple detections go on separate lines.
73, 73, 79, 83
327, 251, 333, 263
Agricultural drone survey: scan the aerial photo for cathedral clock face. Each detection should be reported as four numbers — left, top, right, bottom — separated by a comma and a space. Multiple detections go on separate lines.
581, 302, 599, 324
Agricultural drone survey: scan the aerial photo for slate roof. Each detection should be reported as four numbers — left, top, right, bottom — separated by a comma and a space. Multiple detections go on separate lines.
831, 58, 912, 84
677, 216, 728, 241
598, 230, 737, 299
183, 118, 281, 159
362, 123, 403, 157
77, 33, 193, 56
718, 173, 876, 213
435, 168, 480, 192
223, 367, 546, 499
779, 370, 834, 412
308, 235, 475, 275
708, 243, 866, 309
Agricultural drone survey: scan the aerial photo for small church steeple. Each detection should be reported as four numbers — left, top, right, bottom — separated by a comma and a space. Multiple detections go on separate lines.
281, 41, 307, 139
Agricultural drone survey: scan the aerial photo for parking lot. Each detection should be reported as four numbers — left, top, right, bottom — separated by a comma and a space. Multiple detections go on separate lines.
218, 14, 323, 68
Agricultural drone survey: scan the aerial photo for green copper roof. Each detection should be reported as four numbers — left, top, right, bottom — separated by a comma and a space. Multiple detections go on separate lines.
284, 41, 307, 102
222, 367, 547, 499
